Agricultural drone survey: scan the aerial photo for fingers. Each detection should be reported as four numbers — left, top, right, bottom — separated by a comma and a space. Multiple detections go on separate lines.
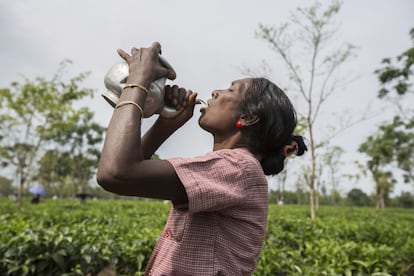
151, 42, 162, 54
164, 85, 197, 110
149, 42, 177, 80
188, 91, 198, 106
180, 89, 198, 110
177, 88, 186, 107
171, 85, 186, 110
117, 48, 130, 61
166, 69, 177, 80
158, 67, 176, 81
117, 42, 175, 81
119, 42, 160, 59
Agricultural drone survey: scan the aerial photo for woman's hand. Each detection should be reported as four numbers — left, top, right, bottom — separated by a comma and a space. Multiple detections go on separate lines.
117, 42, 176, 85
158, 85, 199, 129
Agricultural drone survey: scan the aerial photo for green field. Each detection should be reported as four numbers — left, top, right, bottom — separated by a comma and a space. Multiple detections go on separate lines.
1, 199, 413, 275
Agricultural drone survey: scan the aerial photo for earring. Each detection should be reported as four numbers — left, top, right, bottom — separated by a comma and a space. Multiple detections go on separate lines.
235, 121, 242, 128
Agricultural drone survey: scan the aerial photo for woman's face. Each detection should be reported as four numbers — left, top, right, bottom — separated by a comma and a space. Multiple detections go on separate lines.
198, 78, 253, 134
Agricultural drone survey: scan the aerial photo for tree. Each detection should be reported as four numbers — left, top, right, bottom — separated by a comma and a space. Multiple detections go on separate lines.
358, 122, 400, 208
39, 107, 104, 195
359, 27, 414, 204
347, 188, 370, 206
0, 175, 14, 197
0, 60, 103, 203
373, 28, 414, 190
272, 170, 287, 205
375, 28, 414, 99
36, 150, 70, 196
322, 146, 344, 205
359, 117, 414, 200
269, 189, 302, 205
256, 1, 356, 219
392, 192, 414, 208
386, 117, 414, 186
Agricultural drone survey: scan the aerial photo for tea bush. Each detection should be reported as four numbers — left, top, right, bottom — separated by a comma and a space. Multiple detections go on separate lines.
255, 206, 414, 275
0, 199, 413, 275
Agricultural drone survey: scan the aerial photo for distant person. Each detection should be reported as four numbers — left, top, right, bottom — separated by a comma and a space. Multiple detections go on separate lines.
31, 194, 40, 204
75, 193, 93, 204
97, 42, 307, 275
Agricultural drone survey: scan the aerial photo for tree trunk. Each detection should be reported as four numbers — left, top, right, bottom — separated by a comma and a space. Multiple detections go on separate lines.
18, 180, 23, 206
308, 119, 317, 219
309, 188, 316, 219
379, 186, 385, 209
375, 184, 386, 209
315, 179, 320, 210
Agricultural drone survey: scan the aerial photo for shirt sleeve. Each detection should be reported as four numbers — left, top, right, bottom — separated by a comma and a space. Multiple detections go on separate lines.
167, 149, 263, 214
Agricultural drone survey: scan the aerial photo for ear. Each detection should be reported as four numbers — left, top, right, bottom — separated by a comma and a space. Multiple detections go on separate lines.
240, 114, 260, 126
283, 141, 298, 158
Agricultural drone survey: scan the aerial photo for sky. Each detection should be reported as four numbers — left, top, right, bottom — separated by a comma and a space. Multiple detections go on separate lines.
1, 0, 413, 195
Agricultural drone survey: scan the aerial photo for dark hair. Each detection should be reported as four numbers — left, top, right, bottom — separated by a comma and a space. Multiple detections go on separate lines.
240, 78, 307, 175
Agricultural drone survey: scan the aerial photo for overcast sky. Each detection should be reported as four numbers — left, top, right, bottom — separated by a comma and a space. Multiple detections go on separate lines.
1, 0, 413, 195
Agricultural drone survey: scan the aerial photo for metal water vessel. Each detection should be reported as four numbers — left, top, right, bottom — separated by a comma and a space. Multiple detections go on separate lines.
102, 56, 181, 118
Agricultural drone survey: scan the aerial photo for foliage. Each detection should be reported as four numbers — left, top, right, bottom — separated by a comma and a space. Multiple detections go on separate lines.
256, 0, 357, 219
347, 188, 371, 207
390, 192, 414, 208
0, 60, 104, 200
320, 146, 344, 206
269, 190, 309, 205
0, 200, 413, 275
382, 117, 414, 185
0, 199, 167, 275
375, 28, 414, 98
0, 175, 14, 197
363, 27, 414, 199
269, 187, 413, 208
35, 106, 105, 196
256, 206, 414, 275
359, 116, 414, 208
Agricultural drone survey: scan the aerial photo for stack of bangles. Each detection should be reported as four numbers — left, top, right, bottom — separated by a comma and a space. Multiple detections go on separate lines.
115, 84, 149, 117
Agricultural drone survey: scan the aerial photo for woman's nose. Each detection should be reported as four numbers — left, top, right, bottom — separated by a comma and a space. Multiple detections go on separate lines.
211, 90, 219, 98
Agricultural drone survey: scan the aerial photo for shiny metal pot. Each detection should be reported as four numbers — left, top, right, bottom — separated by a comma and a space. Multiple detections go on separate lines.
102, 55, 180, 118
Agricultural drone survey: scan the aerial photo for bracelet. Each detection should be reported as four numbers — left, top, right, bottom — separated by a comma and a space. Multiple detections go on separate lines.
122, 83, 149, 95
115, 101, 145, 117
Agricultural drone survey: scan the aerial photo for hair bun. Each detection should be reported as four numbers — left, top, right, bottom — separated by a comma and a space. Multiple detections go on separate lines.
290, 135, 308, 156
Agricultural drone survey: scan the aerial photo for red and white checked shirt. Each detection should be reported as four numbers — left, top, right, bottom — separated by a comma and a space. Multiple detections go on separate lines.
145, 148, 268, 276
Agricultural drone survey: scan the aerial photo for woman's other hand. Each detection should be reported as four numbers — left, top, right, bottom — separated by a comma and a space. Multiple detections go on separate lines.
159, 85, 199, 129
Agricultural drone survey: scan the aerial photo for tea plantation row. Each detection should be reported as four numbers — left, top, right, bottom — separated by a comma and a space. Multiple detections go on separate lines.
0, 199, 413, 275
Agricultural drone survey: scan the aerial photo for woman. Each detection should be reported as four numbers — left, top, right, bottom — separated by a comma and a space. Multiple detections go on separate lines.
97, 42, 307, 275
